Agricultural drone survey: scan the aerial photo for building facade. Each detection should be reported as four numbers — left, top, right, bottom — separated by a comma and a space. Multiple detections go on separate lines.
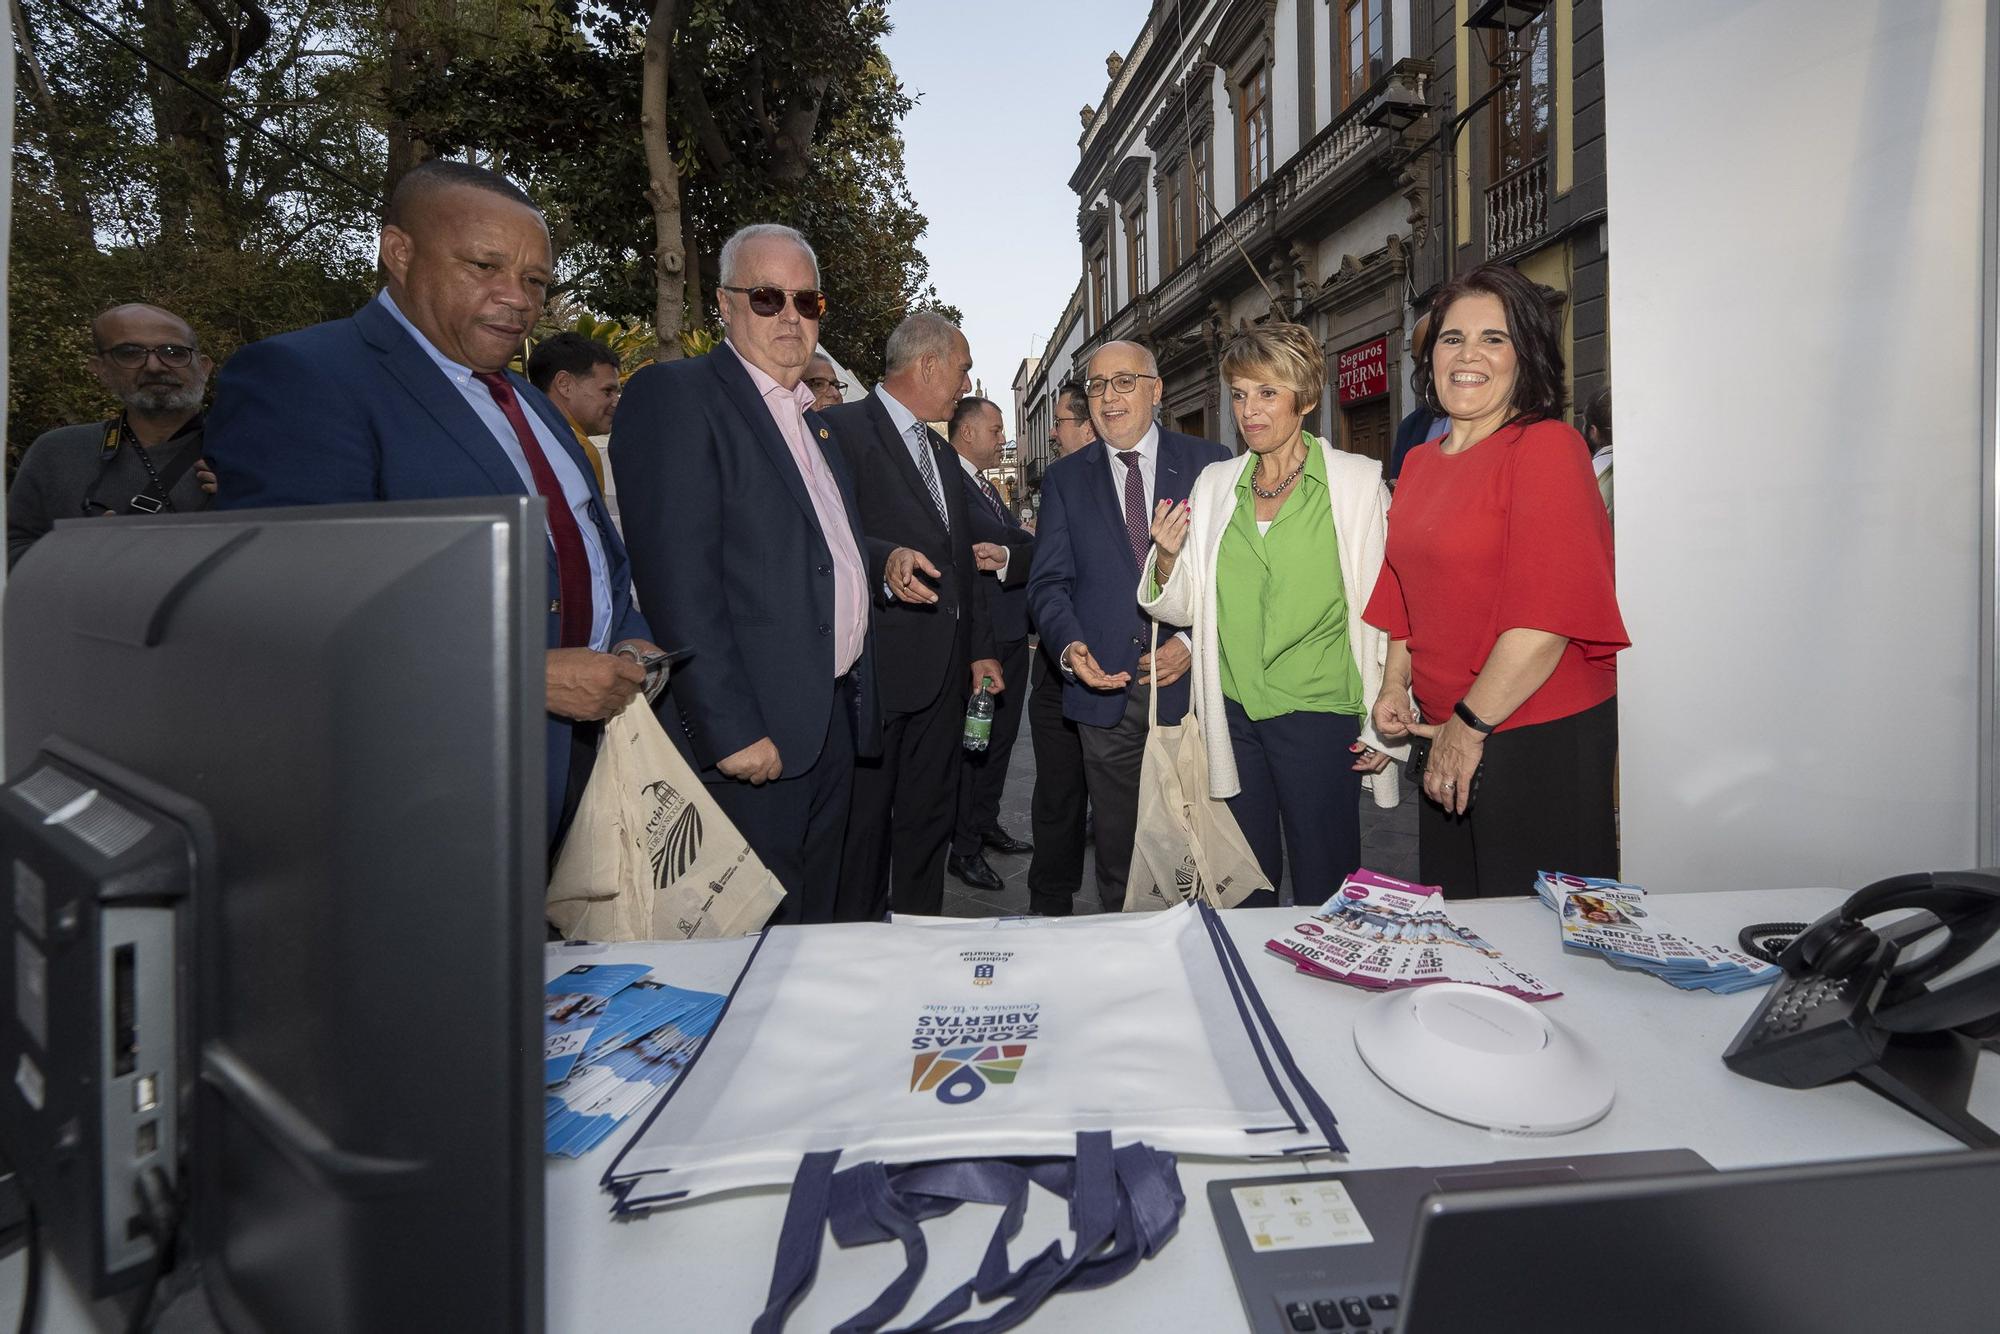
1020, 0, 1606, 482
1407, 0, 1608, 416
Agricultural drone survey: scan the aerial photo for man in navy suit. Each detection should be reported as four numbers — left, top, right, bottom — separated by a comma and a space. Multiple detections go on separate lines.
613, 224, 934, 925
1026, 341, 1229, 911
822, 313, 1006, 920
206, 160, 657, 857
943, 395, 1036, 894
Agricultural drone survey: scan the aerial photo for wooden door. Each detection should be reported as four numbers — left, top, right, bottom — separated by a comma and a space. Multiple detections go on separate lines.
1343, 398, 1392, 463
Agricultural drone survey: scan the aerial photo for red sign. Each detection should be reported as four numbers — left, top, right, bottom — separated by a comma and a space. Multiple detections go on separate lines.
1337, 337, 1388, 404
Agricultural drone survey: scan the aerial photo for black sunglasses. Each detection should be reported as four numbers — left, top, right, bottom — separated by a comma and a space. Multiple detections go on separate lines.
720, 285, 827, 320
96, 343, 198, 369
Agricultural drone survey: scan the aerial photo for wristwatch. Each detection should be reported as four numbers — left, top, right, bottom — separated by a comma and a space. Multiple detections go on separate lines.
1059, 643, 1080, 683
1453, 700, 1496, 735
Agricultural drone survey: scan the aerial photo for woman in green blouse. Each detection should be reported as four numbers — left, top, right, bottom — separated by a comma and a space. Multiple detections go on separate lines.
1139, 324, 1402, 905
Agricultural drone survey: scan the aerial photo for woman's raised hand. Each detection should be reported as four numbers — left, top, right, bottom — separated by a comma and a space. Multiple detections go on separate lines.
1150, 498, 1191, 556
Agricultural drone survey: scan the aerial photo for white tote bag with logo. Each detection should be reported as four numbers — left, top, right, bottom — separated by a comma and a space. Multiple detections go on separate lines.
547, 695, 785, 941
1125, 626, 1270, 912
604, 902, 1341, 1208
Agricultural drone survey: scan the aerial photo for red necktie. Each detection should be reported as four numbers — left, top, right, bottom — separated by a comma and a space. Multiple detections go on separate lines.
474, 372, 593, 648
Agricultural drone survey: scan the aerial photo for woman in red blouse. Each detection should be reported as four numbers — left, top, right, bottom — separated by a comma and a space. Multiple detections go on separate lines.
1364, 264, 1628, 898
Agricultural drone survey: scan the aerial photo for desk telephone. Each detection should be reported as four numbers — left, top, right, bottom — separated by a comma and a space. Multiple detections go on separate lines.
1723, 869, 2000, 1147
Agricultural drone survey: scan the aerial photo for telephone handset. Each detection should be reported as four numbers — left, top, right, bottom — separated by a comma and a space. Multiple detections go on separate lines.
1723, 869, 2000, 1148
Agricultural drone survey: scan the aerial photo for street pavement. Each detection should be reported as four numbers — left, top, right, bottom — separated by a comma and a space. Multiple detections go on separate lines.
941, 697, 1421, 918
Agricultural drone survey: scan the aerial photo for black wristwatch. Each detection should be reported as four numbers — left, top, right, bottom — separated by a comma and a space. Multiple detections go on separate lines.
1453, 700, 1496, 735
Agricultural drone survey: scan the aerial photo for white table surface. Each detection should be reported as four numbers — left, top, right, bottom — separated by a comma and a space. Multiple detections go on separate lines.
541, 888, 2000, 1332
13, 887, 1994, 1330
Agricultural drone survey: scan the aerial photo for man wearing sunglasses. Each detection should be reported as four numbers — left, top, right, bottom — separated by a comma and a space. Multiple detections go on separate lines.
7, 303, 215, 566
1026, 342, 1227, 911
615, 224, 921, 926
206, 160, 659, 860
820, 311, 1007, 921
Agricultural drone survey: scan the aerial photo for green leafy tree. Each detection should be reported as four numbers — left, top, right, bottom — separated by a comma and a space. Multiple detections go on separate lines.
394, 0, 954, 382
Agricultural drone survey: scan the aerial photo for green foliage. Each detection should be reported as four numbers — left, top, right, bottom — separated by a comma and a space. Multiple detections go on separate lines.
394, 0, 954, 382
6, 0, 949, 457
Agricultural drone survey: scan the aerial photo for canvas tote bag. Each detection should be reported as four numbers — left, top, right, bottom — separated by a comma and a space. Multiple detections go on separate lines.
605, 904, 1342, 1332
1124, 625, 1269, 911
547, 695, 784, 940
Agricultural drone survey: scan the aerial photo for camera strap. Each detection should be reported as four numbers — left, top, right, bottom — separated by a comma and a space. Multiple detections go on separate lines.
81, 415, 204, 515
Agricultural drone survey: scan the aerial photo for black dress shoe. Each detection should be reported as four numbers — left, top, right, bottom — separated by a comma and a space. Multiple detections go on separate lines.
979, 825, 1034, 856
948, 851, 1006, 892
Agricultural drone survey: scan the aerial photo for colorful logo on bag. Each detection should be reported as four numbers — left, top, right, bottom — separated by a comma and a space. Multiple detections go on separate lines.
910, 1044, 1028, 1104
973, 964, 994, 985
641, 780, 703, 887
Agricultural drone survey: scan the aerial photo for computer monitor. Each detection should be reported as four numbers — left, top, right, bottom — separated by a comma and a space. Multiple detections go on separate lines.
0, 499, 545, 1332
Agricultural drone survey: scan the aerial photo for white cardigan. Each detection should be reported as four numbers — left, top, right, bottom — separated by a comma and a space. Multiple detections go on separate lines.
1137, 440, 1407, 807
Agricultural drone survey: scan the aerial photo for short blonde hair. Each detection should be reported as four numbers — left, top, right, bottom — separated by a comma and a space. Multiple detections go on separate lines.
1221, 323, 1324, 416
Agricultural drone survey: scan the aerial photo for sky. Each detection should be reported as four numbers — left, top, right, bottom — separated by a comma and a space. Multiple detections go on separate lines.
879, 0, 1153, 439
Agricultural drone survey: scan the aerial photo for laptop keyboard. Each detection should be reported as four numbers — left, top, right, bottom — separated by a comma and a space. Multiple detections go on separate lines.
1281, 1291, 1399, 1331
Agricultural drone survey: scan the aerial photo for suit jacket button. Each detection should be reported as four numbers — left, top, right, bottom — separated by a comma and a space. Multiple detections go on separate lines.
818, 624, 831, 636
818, 564, 832, 575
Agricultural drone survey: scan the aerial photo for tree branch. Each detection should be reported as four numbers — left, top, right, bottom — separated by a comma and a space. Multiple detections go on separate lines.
11, 0, 97, 233
672, 50, 733, 171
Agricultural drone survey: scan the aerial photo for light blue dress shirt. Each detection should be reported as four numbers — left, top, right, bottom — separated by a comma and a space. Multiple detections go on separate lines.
377, 291, 612, 650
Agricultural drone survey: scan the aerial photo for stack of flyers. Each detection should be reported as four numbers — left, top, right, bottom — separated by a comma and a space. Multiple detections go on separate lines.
1266, 868, 1561, 1001
546, 963, 655, 1085
545, 981, 725, 1158
1534, 871, 1779, 994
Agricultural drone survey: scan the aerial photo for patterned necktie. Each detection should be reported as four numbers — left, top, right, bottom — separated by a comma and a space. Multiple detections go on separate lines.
911, 422, 949, 530
474, 371, 592, 648
976, 473, 1011, 524
1117, 450, 1149, 569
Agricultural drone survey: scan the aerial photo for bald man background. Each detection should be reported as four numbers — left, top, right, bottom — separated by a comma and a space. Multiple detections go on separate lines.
205, 159, 657, 855
1025, 341, 1227, 911
7, 302, 214, 566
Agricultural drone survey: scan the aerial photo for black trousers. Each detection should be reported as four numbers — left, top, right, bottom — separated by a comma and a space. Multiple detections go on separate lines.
838, 679, 963, 920
1419, 696, 1619, 900
953, 635, 1031, 856
1076, 688, 1150, 912
706, 674, 857, 926
1221, 701, 1363, 909
1026, 648, 1090, 915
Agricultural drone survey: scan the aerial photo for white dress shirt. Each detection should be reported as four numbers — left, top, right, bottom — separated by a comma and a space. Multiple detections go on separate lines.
1103, 422, 1162, 517
377, 290, 613, 649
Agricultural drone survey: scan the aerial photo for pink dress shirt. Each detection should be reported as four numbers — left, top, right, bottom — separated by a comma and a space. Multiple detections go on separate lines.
726, 342, 869, 676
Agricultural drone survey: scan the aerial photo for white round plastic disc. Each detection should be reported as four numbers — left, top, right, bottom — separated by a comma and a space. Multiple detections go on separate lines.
1353, 984, 1614, 1134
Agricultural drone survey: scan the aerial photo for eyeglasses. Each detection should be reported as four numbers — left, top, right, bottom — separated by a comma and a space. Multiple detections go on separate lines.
96, 343, 198, 369
803, 375, 849, 394
720, 285, 827, 320
1083, 372, 1159, 397
1053, 415, 1089, 426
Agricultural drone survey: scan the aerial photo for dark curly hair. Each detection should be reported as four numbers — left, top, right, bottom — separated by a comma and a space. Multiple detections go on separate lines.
1412, 263, 1567, 425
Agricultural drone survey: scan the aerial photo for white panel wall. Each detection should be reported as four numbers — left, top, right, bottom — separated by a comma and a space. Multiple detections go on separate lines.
1605, 0, 1991, 890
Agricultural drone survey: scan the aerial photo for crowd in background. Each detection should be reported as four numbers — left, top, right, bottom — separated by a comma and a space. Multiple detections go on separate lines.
5, 157, 1626, 910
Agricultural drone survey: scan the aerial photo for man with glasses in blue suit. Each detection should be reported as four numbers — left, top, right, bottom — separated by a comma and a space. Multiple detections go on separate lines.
1027, 341, 1228, 911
